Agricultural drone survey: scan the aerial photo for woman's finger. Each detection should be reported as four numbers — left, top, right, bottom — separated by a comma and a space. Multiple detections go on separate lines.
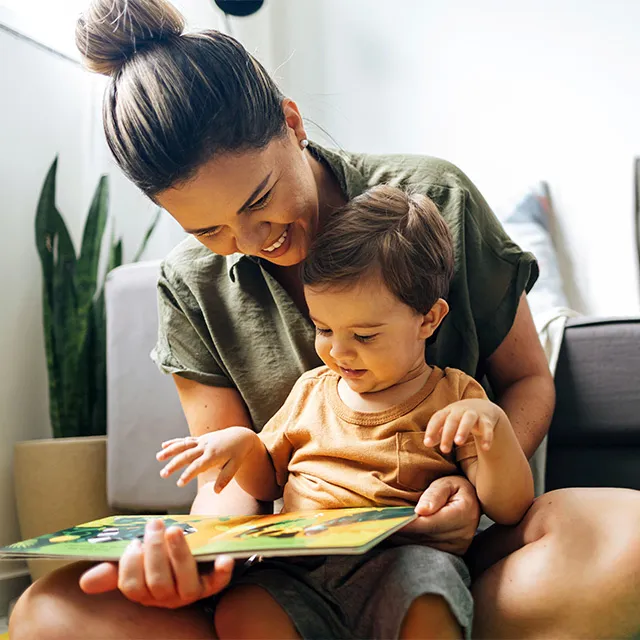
118, 539, 152, 603
165, 526, 203, 603
142, 519, 176, 602
160, 447, 203, 479
200, 555, 235, 596
79, 561, 119, 594
414, 479, 454, 516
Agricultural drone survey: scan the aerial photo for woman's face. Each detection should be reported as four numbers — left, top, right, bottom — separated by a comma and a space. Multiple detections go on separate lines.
156, 126, 322, 267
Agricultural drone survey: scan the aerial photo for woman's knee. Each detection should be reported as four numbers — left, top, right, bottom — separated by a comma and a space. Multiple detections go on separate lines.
472, 488, 640, 638
215, 585, 298, 640
400, 594, 462, 640
9, 562, 93, 640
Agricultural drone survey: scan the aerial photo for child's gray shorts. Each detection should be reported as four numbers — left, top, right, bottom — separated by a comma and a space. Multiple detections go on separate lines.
233, 543, 473, 639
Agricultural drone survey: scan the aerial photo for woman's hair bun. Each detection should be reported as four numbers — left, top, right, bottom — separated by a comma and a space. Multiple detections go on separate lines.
76, 0, 185, 76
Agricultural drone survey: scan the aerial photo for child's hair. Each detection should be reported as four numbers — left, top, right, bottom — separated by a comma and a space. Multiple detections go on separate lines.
75, 0, 286, 197
301, 185, 454, 314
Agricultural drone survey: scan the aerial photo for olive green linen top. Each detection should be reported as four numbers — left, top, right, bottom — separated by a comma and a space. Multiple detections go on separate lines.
151, 143, 538, 431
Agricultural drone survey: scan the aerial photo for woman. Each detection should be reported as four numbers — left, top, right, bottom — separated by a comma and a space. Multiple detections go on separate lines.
10, 0, 640, 638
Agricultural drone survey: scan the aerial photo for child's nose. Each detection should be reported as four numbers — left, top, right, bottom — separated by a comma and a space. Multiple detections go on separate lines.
330, 341, 354, 361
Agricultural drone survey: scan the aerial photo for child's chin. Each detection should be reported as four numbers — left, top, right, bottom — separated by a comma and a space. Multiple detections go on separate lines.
344, 378, 373, 393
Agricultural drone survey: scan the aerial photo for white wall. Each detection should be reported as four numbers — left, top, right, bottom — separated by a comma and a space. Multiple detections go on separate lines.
0, 27, 185, 577
262, 0, 640, 316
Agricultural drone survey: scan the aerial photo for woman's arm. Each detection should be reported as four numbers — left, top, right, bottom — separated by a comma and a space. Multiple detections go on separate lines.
172, 375, 273, 516
486, 294, 556, 459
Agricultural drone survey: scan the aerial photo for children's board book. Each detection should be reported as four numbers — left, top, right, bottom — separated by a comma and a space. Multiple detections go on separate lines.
0, 506, 417, 561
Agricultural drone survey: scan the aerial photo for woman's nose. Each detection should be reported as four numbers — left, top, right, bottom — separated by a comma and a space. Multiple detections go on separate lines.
234, 218, 270, 255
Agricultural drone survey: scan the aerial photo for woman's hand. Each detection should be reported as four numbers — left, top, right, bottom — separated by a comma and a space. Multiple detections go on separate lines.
393, 475, 480, 555
157, 427, 258, 492
79, 519, 234, 608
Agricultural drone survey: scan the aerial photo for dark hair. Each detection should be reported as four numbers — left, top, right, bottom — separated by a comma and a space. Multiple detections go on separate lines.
302, 185, 455, 314
75, 0, 286, 197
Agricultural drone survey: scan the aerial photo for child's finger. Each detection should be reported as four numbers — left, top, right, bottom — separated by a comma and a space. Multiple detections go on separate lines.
213, 458, 240, 493
425, 408, 449, 446
453, 410, 477, 446
478, 415, 495, 450
157, 439, 198, 461
161, 438, 183, 448
160, 447, 202, 479
177, 454, 218, 487
440, 409, 466, 454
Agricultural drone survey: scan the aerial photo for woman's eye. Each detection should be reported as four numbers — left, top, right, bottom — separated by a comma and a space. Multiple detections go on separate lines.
248, 189, 273, 211
200, 227, 222, 239
355, 334, 377, 343
315, 327, 332, 336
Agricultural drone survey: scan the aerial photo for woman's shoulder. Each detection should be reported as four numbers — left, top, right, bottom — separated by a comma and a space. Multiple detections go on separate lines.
342, 148, 475, 195
160, 235, 229, 283
157, 236, 247, 313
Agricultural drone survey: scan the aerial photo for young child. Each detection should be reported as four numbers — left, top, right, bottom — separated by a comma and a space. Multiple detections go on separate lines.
157, 185, 534, 640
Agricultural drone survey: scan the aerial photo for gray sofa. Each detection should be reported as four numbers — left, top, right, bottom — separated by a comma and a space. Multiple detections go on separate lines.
546, 317, 640, 491
104, 262, 640, 514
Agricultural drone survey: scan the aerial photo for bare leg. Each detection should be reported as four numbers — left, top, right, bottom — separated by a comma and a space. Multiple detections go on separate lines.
9, 562, 217, 640
215, 584, 300, 639
399, 594, 462, 640
469, 488, 640, 639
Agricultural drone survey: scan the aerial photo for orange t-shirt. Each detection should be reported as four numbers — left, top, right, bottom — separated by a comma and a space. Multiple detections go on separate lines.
258, 366, 483, 512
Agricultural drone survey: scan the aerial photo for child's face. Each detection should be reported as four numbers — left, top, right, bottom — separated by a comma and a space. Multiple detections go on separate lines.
305, 274, 441, 394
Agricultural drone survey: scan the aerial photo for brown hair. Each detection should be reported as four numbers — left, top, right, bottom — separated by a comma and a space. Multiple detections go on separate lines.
302, 185, 455, 314
76, 0, 286, 197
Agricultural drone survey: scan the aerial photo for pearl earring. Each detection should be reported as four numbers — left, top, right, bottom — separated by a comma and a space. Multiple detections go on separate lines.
300, 138, 309, 149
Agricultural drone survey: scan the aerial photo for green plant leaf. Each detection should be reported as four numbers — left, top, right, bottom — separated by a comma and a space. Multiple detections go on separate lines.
77, 175, 108, 313
36, 160, 157, 438
108, 234, 123, 273
132, 207, 162, 263
34, 158, 80, 438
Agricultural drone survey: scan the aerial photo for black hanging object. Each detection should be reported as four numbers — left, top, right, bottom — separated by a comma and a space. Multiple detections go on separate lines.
213, 0, 264, 17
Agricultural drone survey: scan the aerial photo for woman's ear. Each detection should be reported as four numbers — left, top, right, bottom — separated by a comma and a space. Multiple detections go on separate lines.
282, 98, 307, 145
419, 299, 449, 339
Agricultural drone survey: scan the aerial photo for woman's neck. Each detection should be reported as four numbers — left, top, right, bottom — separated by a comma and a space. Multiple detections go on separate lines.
308, 151, 348, 231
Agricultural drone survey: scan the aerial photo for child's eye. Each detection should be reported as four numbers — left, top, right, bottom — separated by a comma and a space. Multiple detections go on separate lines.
248, 189, 273, 211
355, 334, 377, 343
315, 327, 332, 336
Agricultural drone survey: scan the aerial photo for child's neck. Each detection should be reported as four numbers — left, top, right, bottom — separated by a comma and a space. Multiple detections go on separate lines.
337, 361, 432, 413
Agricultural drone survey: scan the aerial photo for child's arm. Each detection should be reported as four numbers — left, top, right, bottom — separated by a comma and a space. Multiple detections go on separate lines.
425, 399, 534, 525
157, 426, 282, 502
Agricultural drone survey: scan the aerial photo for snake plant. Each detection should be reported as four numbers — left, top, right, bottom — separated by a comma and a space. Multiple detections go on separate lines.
35, 158, 160, 438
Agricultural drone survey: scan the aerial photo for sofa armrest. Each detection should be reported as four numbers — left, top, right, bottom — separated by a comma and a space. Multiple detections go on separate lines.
546, 317, 640, 490
106, 261, 196, 512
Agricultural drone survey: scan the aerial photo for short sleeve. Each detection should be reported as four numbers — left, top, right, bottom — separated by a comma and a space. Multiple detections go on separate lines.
150, 262, 233, 388
456, 176, 539, 359
258, 419, 293, 488
454, 373, 488, 463
257, 370, 322, 486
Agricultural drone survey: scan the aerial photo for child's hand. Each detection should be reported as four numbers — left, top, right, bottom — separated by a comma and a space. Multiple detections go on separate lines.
424, 399, 505, 454
156, 427, 258, 492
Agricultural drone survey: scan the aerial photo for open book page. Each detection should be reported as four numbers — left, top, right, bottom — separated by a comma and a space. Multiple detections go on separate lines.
0, 507, 417, 561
